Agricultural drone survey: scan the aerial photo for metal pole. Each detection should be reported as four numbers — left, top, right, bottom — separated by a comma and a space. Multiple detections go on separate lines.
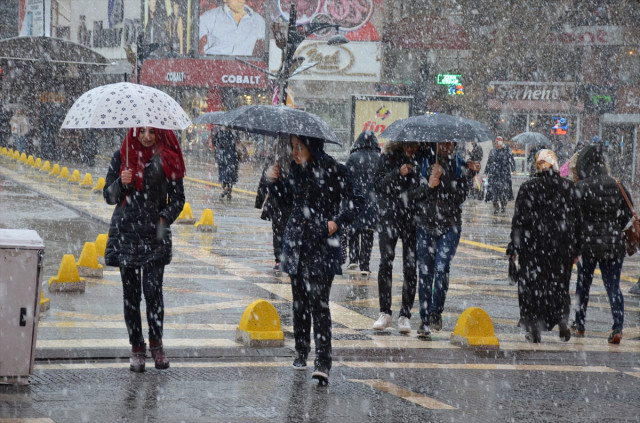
279, 4, 298, 105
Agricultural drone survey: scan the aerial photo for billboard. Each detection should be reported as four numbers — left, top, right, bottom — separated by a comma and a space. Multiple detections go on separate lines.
19, 0, 51, 37
198, 0, 267, 57
144, 0, 193, 55
351, 95, 412, 145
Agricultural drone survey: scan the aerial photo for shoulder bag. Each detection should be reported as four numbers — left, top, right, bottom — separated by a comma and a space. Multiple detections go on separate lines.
615, 179, 640, 256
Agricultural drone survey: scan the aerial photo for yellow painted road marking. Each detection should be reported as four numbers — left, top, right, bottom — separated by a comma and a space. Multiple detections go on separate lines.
36, 338, 238, 349
185, 176, 256, 196
349, 379, 457, 410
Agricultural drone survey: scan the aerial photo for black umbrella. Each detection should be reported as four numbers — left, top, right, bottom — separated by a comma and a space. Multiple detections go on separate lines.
193, 111, 225, 124
200, 105, 342, 145
512, 132, 550, 146
380, 113, 494, 144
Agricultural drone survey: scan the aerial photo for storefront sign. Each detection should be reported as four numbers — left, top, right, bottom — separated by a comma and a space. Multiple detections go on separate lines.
351, 95, 412, 144
487, 82, 582, 112
140, 59, 268, 88
480, 25, 630, 46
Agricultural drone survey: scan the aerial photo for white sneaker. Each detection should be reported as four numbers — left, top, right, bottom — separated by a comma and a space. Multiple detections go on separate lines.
347, 263, 358, 271
397, 316, 411, 334
372, 313, 392, 330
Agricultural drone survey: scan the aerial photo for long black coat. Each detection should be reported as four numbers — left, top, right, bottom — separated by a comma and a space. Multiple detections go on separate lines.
271, 152, 363, 276
507, 171, 582, 331
212, 128, 239, 184
575, 144, 633, 260
255, 163, 291, 225
344, 131, 380, 231
485, 147, 515, 201
103, 150, 185, 268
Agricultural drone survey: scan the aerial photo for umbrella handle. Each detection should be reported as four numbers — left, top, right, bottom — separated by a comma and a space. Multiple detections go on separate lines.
125, 130, 130, 169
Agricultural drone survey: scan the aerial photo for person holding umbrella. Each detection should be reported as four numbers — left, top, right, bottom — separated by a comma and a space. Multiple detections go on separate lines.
265, 134, 363, 385
103, 127, 186, 372
411, 142, 480, 337
485, 136, 516, 214
211, 126, 239, 201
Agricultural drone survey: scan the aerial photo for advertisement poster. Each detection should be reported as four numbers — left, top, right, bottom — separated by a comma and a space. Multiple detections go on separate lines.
198, 0, 267, 56
351, 95, 412, 145
19, 0, 51, 37
144, 0, 192, 55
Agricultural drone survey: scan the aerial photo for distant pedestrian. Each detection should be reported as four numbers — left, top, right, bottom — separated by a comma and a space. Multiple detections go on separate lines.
412, 141, 480, 338
265, 134, 363, 384
344, 130, 380, 278
103, 127, 186, 372
10, 108, 29, 154
467, 141, 484, 200
372, 141, 420, 334
485, 136, 515, 213
212, 126, 239, 201
507, 150, 582, 343
0, 108, 10, 148
572, 144, 630, 344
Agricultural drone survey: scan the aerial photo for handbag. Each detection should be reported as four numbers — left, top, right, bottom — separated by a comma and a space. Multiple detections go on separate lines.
615, 179, 640, 256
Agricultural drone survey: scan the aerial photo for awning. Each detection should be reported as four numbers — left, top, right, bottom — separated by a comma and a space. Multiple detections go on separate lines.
0, 36, 108, 66
383, 14, 470, 50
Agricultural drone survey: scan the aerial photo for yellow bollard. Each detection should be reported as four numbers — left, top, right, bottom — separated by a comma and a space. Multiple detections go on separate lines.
76, 242, 103, 278
19, 152, 27, 162
79, 173, 94, 188
49, 163, 61, 176
33, 157, 42, 168
92, 177, 106, 192
40, 160, 52, 172
1, 147, 6, 155
26, 155, 35, 166
68, 169, 81, 183
40, 288, 50, 312
450, 307, 500, 350
194, 208, 217, 232
57, 166, 71, 180
13, 150, 20, 160
94, 233, 108, 257
176, 202, 196, 224
48, 254, 86, 292
236, 299, 284, 347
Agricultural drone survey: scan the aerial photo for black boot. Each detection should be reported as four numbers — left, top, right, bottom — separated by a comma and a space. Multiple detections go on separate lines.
130, 343, 146, 373
312, 363, 330, 385
292, 351, 307, 370
149, 340, 170, 370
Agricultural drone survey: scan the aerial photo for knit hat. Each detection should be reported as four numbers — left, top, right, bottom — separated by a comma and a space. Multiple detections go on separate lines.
534, 149, 559, 173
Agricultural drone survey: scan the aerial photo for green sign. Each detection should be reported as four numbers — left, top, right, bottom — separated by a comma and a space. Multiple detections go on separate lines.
437, 74, 461, 85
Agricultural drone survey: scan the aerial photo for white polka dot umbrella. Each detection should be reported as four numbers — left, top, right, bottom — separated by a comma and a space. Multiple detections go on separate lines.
61, 82, 192, 130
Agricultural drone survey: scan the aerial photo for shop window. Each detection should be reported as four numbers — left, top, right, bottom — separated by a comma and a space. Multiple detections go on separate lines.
619, 49, 640, 86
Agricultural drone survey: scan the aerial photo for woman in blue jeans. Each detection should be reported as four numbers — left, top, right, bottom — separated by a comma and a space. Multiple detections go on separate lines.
411, 142, 479, 337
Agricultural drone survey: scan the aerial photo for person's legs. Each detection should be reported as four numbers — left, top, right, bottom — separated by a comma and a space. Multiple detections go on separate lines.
348, 229, 360, 267
141, 262, 165, 343
575, 257, 597, 331
290, 272, 311, 358
377, 225, 398, 316
416, 226, 435, 325
398, 223, 417, 319
310, 273, 333, 372
429, 227, 461, 325
120, 266, 145, 346
359, 230, 374, 272
272, 217, 286, 264
599, 258, 624, 333
16, 136, 25, 154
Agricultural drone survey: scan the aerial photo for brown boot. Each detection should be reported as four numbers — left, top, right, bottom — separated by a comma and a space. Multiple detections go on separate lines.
130, 343, 146, 373
149, 340, 170, 369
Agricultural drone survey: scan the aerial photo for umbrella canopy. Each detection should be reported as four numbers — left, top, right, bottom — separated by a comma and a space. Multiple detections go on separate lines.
512, 132, 550, 146
380, 113, 494, 144
193, 111, 225, 125
205, 105, 341, 145
61, 82, 192, 130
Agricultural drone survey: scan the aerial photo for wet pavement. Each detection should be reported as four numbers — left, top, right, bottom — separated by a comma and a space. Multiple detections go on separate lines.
0, 146, 639, 422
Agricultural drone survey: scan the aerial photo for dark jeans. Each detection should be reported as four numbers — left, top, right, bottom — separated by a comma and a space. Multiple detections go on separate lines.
272, 218, 286, 263
348, 228, 374, 271
377, 221, 417, 318
120, 263, 165, 346
290, 268, 333, 370
416, 225, 461, 323
575, 256, 624, 332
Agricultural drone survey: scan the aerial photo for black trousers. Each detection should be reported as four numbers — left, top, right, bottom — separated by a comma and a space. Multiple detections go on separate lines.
290, 268, 333, 370
377, 222, 417, 318
120, 262, 165, 346
348, 229, 375, 271
272, 216, 287, 263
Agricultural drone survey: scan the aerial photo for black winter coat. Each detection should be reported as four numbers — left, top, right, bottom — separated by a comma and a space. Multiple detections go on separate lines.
575, 145, 632, 260
485, 147, 515, 201
255, 163, 291, 225
507, 171, 582, 330
411, 154, 474, 235
212, 128, 239, 184
344, 132, 380, 231
103, 150, 185, 268
270, 152, 363, 276
374, 146, 420, 229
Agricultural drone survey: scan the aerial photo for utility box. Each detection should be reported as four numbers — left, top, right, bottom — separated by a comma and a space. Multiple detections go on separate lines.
0, 229, 45, 385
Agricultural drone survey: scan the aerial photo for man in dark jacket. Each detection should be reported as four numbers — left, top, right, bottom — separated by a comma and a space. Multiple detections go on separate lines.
573, 144, 631, 344
372, 141, 420, 334
485, 136, 515, 213
344, 131, 381, 277
411, 142, 480, 337
212, 126, 239, 201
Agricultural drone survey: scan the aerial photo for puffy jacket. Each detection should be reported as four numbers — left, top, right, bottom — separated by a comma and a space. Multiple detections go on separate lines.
345, 131, 380, 231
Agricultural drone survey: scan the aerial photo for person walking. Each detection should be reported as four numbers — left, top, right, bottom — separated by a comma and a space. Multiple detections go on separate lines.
572, 144, 631, 344
212, 126, 239, 201
344, 130, 381, 278
103, 127, 186, 372
485, 136, 515, 214
507, 150, 582, 343
265, 134, 362, 384
411, 142, 480, 337
10, 108, 29, 154
372, 141, 420, 334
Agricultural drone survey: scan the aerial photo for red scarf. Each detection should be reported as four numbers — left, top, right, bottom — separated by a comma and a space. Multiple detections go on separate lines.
119, 128, 186, 191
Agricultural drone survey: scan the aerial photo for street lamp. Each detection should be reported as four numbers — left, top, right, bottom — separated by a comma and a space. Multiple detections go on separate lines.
275, 4, 348, 105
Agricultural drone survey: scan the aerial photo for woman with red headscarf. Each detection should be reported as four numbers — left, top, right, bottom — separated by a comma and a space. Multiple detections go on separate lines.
104, 127, 186, 372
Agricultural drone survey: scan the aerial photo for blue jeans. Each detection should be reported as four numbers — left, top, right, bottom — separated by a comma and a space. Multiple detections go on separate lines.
417, 225, 461, 323
575, 256, 624, 332
15, 135, 26, 154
